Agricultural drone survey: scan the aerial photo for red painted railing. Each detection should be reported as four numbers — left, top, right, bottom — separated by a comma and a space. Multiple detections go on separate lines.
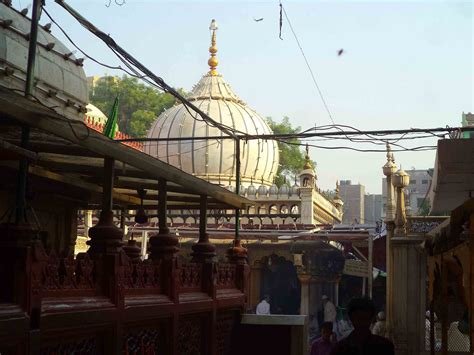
84, 115, 144, 151
0, 227, 248, 354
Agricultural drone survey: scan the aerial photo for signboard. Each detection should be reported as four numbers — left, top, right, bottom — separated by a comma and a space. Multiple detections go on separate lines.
343, 259, 368, 277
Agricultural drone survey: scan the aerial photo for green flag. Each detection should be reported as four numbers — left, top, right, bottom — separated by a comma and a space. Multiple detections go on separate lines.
103, 96, 119, 139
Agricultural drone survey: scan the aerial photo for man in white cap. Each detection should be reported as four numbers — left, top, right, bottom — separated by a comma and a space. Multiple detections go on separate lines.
322, 295, 337, 324
256, 295, 271, 315
372, 311, 387, 337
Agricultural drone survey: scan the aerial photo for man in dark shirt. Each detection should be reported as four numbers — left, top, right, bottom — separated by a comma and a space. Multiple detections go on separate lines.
331, 298, 394, 355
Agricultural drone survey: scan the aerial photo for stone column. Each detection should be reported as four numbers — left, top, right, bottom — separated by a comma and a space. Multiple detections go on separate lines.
84, 210, 93, 237
382, 143, 397, 336
299, 189, 314, 225
391, 167, 426, 354
298, 273, 311, 315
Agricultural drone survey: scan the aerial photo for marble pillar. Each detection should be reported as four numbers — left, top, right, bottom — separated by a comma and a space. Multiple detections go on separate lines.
298, 274, 311, 315
391, 235, 426, 354
391, 167, 426, 354
84, 210, 93, 237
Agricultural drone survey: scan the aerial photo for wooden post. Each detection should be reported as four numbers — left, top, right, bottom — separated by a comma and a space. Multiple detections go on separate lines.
368, 234, 373, 299
148, 179, 178, 260
227, 138, 247, 264
470, 210, 474, 353
191, 195, 216, 262
87, 157, 123, 255
441, 256, 448, 355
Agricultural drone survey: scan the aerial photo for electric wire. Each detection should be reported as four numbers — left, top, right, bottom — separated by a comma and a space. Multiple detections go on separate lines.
52, 0, 249, 139
281, 2, 335, 125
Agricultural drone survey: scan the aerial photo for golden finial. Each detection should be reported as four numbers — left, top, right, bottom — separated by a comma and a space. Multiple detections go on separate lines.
303, 144, 312, 170
386, 142, 395, 163
208, 19, 219, 76
335, 180, 340, 197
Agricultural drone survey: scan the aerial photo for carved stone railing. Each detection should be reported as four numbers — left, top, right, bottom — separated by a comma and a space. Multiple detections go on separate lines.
178, 262, 202, 292
32, 251, 98, 297
123, 258, 161, 293
216, 263, 237, 289
0, 224, 248, 355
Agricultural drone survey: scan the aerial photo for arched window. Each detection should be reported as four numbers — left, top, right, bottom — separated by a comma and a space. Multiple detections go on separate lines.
269, 205, 278, 215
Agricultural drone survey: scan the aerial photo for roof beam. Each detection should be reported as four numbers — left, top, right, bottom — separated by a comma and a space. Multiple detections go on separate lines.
0, 88, 249, 209
0, 161, 140, 205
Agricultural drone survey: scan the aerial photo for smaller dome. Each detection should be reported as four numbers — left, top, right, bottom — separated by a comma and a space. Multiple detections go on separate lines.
269, 184, 278, 196
247, 184, 257, 197
85, 104, 107, 125
290, 183, 299, 196
239, 185, 247, 196
226, 184, 236, 193
257, 184, 268, 197
279, 184, 289, 196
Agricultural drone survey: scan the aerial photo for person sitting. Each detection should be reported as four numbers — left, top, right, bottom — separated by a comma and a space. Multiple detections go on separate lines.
371, 311, 387, 338
331, 298, 394, 355
256, 295, 271, 315
311, 322, 336, 355
322, 295, 337, 324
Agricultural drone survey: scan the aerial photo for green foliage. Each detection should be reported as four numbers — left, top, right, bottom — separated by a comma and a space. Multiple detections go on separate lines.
90, 75, 178, 137
418, 198, 431, 216
266, 116, 315, 187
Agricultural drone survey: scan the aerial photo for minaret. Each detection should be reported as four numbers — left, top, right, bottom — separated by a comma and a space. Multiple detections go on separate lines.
208, 19, 219, 76
333, 180, 344, 217
299, 144, 316, 224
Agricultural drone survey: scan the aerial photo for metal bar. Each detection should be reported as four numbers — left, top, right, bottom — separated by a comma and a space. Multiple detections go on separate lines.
102, 157, 115, 211
234, 138, 241, 243
25, 0, 43, 97
368, 234, 373, 299
115, 126, 474, 143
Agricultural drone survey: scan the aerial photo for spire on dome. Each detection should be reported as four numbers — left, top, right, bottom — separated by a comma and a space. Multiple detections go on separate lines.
208, 19, 219, 76
303, 144, 312, 170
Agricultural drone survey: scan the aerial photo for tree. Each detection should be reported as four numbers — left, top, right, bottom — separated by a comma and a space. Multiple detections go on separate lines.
90, 75, 179, 137
266, 116, 315, 187
418, 198, 431, 216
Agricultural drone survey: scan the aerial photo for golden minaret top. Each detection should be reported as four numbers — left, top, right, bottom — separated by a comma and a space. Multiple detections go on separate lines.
208, 19, 219, 76
303, 144, 312, 170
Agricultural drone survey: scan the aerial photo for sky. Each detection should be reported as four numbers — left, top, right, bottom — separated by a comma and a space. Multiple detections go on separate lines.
27, 0, 473, 193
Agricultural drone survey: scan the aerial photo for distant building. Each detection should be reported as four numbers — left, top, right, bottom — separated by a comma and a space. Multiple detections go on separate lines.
364, 194, 382, 224
383, 169, 432, 216
87, 75, 100, 96
339, 180, 365, 223
461, 112, 474, 138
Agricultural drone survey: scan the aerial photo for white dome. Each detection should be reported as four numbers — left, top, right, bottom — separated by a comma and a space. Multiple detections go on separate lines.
269, 184, 278, 196
279, 184, 289, 196
290, 183, 299, 196
85, 104, 107, 125
144, 24, 279, 187
247, 184, 257, 196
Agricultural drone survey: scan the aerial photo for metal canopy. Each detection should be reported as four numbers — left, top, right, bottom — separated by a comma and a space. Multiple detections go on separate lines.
0, 87, 250, 210
429, 139, 474, 214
